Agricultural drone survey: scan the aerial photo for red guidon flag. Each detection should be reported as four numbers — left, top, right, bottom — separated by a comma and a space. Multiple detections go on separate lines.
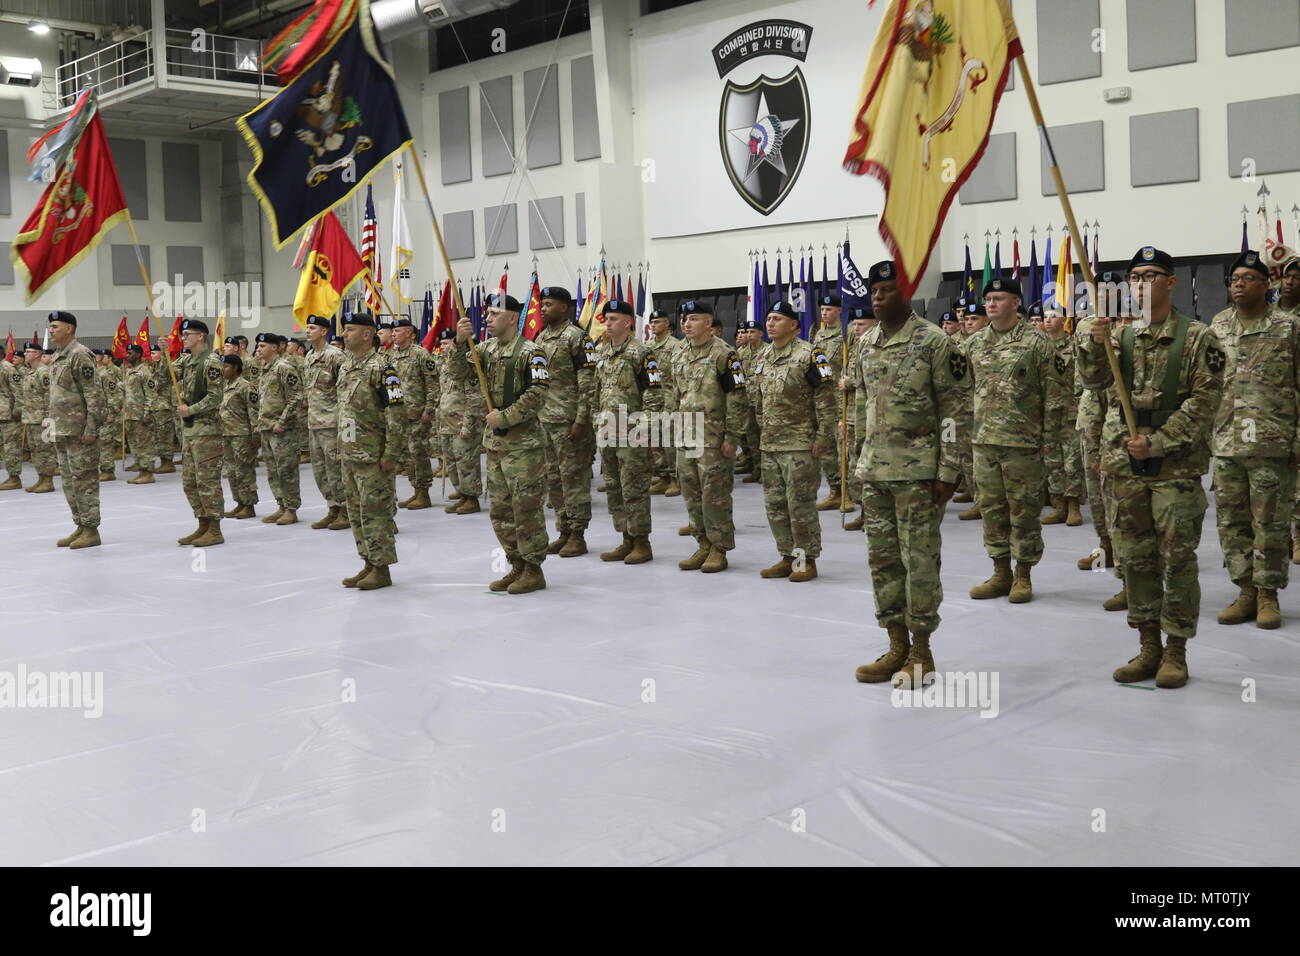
111, 316, 131, 359
10, 88, 130, 304
420, 280, 454, 351
293, 211, 366, 326
842, 0, 1020, 301
166, 316, 184, 360
522, 276, 544, 341
4, 331, 14, 363
135, 316, 152, 360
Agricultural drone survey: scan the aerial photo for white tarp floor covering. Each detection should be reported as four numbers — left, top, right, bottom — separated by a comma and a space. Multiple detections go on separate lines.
1, 464, 1296, 866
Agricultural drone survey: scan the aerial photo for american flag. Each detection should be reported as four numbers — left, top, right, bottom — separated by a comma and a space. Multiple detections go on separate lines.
360, 184, 382, 313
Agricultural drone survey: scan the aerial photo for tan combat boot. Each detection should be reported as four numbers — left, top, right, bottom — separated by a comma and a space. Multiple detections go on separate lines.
1113, 625, 1163, 683
679, 538, 712, 571
760, 556, 793, 579
547, 530, 571, 554
98, 471, 115, 482
443, 499, 461, 513
1078, 537, 1114, 570
892, 632, 936, 689
559, 532, 588, 557
624, 535, 653, 564
68, 527, 100, 549
970, 556, 1013, 599
0, 475, 22, 491
27, 475, 54, 493
489, 559, 525, 592
952, 490, 973, 504
1008, 562, 1033, 604
844, 511, 864, 532
649, 477, 668, 495
342, 562, 374, 587
816, 490, 842, 511
601, 534, 634, 562
1041, 495, 1067, 525
223, 503, 241, 518
700, 546, 728, 573
454, 496, 481, 514
663, 479, 681, 497
327, 508, 350, 529
1293, 536, 1300, 565
742, 471, 762, 484
406, 489, 432, 511
178, 519, 209, 546
841, 498, 857, 513
276, 509, 299, 526
789, 557, 817, 583
448, 490, 463, 501
678, 524, 692, 536
1065, 496, 1083, 526
262, 503, 285, 523
855, 624, 910, 683
1256, 588, 1281, 629
235, 504, 257, 520
507, 562, 546, 594
358, 564, 393, 591
127, 471, 155, 484
191, 520, 224, 547
156, 460, 176, 474
958, 503, 982, 520
311, 506, 338, 529
1217, 585, 1257, 625
1156, 636, 1189, 689
1103, 587, 1129, 611
56, 527, 84, 548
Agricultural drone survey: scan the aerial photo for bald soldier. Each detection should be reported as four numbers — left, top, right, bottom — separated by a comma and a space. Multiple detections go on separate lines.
46, 312, 104, 549
173, 319, 228, 548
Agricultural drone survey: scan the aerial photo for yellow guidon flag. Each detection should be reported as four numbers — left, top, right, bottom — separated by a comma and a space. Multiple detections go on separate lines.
843, 0, 1021, 301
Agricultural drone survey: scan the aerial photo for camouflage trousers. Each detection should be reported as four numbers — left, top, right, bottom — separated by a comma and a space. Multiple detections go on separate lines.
653, 439, 677, 481
223, 435, 259, 506
27, 423, 57, 477
973, 444, 1044, 564
541, 420, 594, 533
737, 409, 761, 475
127, 419, 155, 472
260, 430, 301, 509
844, 424, 862, 504
453, 427, 484, 498
1082, 431, 1122, 578
817, 436, 841, 491
1214, 455, 1294, 591
181, 433, 224, 519
152, 409, 177, 459
341, 459, 398, 568
308, 427, 343, 507
957, 413, 978, 499
97, 419, 119, 473
403, 415, 432, 491
678, 446, 735, 550
1104, 474, 1206, 638
55, 436, 99, 529
861, 479, 944, 634
602, 443, 653, 536
762, 450, 821, 559
0, 420, 21, 477
1045, 424, 1085, 498
487, 446, 548, 566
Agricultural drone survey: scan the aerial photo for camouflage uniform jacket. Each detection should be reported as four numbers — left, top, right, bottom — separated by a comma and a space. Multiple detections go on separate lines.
752, 337, 836, 452
220, 377, 258, 437
1048, 332, 1081, 430
670, 335, 749, 448
647, 333, 683, 411
966, 319, 1066, 448
534, 322, 595, 426
0, 361, 19, 422
593, 336, 662, 414
123, 364, 156, 421
1209, 304, 1300, 458
1073, 318, 1112, 442
48, 341, 102, 439
450, 335, 550, 452
812, 323, 846, 381
96, 364, 123, 425
21, 365, 47, 425
336, 349, 409, 464
389, 343, 438, 422
304, 345, 344, 430
178, 348, 226, 438
852, 314, 967, 484
256, 355, 303, 431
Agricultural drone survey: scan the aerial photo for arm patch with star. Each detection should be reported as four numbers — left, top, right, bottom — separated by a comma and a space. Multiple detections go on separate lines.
1205, 344, 1226, 373
948, 350, 968, 381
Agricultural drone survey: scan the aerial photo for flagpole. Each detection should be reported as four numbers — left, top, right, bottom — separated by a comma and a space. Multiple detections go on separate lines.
1014, 55, 1136, 440
123, 214, 182, 405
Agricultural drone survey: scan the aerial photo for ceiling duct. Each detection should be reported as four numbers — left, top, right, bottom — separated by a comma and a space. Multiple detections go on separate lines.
370, 0, 518, 43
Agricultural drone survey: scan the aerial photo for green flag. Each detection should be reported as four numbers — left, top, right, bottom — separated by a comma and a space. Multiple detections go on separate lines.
981, 239, 992, 295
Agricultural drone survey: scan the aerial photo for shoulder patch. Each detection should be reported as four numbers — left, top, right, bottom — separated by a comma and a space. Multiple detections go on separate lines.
1053, 353, 1067, 376
811, 347, 833, 379
285, 372, 300, 388
529, 352, 550, 383
949, 350, 968, 381
1205, 344, 1226, 373
644, 354, 662, 385
425, 358, 437, 372
383, 366, 404, 404
80, 365, 94, 381
249, 389, 260, 404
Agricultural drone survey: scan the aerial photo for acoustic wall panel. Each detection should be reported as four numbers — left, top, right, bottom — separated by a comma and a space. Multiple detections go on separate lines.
480, 76, 515, 178
523, 65, 561, 170
439, 87, 472, 185
167, 245, 206, 285
0, 129, 9, 216
1227, 94, 1300, 176
1036, 0, 1101, 85
1128, 0, 1197, 70
109, 138, 148, 219
1041, 121, 1105, 195
576, 192, 587, 246
571, 55, 601, 161
1226, 0, 1300, 55
528, 197, 564, 250
484, 204, 518, 255
0, 243, 13, 285
444, 210, 475, 260
161, 142, 202, 222
111, 244, 150, 285
959, 132, 1017, 204
1130, 109, 1199, 186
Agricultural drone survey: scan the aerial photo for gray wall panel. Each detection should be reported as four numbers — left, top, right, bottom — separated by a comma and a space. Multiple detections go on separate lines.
1128, 0, 1197, 70
570, 56, 601, 161
439, 87, 472, 185
0, 242, 12, 285
959, 132, 1017, 204
109, 138, 148, 219
111, 244, 150, 285
1037, 0, 1102, 85
528, 197, 564, 250
480, 76, 515, 178
484, 204, 518, 256
0, 129, 9, 217
1228, 93, 1300, 176
1041, 121, 1105, 194
161, 142, 202, 222
444, 210, 475, 261
576, 192, 587, 246
1130, 108, 1199, 186
1226, 0, 1300, 55
166, 245, 205, 285
523, 65, 561, 170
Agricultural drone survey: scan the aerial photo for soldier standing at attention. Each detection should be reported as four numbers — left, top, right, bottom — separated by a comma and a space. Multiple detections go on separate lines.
1078, 246, 1224, 689
966, 278, 1065, 604
1276, 257, 1300, 318
452, 295, 551, 592
23, 343, 57, 493
812, 294, 846, 512
174, 320, 227, 548
1041, 307, 1085, 527
752, 300, 836, 582
851, 262, 966, 688
534, 286, 596, 559
841, 306, 873, 531
646, 309, 683, 497
336, 312, 408, 591
0, 346, 23, 490
389, 317, 437, 512
733, 318, 764, 483
255, 332, 304, 525
219, 355, 260, 519
46, 312, 103, 549
151, 336, 177, 474
123, 346, 157, 484
437, 328, 479, 513
674, 300, 749, 574
1210, 251, 1300, 630
592, 299, 661, 564
955, 301, 989, 519
304, 316, 349, 529
93, 351, 121, 481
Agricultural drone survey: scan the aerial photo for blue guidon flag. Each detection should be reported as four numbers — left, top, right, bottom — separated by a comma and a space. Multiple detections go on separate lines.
237, 0, 412, 248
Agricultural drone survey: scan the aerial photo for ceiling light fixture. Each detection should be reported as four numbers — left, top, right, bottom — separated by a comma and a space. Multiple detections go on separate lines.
28, 19, 51, 35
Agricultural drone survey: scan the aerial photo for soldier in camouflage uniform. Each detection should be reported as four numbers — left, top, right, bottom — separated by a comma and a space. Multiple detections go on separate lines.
1275, 259, 1300, 563
93, 351, 122, 481
1040, 307, 1085, 526
751, 301, 836, 582
534, 287, 596, 558
303, 317, 349, 529
850, 261, 967, 688
955, 301, 989, 519
123, 347, 158, 484
280, 337, 310, 465
437, 329, 484, 513
219, 355, 260, 518
151, 337, 178, 473
592, 299, 661, 564
1209, 250, 1300, 630
255, 332, 304, 525
173, 320, 228, 547
966, 278, 1066, 603
812, 294, 846, 511
22, 344, 57, 493
388, 317, 438, 512
0, 348, 22, 490
673, 300, 749, 573
841, 306, 873, 531
336, 313, 409, 591
46, 313, 104, 549
734, 320, 765, 483
452, 294, 552, 594
1078, 246, 1225, 689
646, 310, 684, 496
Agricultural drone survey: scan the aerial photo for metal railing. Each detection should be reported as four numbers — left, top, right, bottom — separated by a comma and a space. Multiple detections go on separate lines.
55, 31, 154, 108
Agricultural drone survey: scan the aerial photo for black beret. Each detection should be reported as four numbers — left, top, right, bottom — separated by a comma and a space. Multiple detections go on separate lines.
254, 332, 279, 344
849, 306, 873, 321
344, 313, 376, 328
602, 299, 635, 317
679, 299, 714, 315
224, 336, 239, 345
711, 315, 722, 328
540, 286, 572, 305
222, 354, 243, 371
484, 293, 520, 313
1128, 246, 1174, 273
126, 344, 143, 355
867, 261, 897, 285
952, 296, 971, 311
377, 315, 395, 328
1229, 249, 1269, 278
392, 317, 416, 329
1098, 270, 1124, 285
767, 300, 799, 320
982, 277, 1022, 299
736, 317, 758, 331
47, 310, 77, 327
179, 318, 209, 335
819, 293, 842, 307
306, 315, 331, 328
648, 309, 671, 320
1027, 301, 1044, 318
24, 341, 42, 351
969, 301, 987, 317
42, 347, 55, 355
438, 327, 455, 340
940, 310, 956, 323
